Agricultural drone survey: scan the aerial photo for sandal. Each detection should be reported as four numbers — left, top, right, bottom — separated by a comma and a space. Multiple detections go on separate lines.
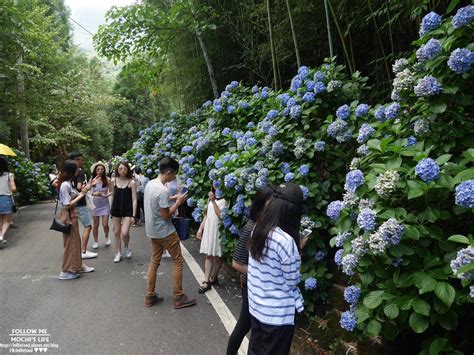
209, 276, 219, 286
198, 281, 211, 294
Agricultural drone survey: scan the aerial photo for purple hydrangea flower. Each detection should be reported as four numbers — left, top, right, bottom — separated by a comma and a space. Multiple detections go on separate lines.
455, 179, 474, 208
415, 158, 440, 183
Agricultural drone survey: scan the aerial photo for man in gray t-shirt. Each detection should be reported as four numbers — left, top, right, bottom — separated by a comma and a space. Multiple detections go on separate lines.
143, 157, 196, 309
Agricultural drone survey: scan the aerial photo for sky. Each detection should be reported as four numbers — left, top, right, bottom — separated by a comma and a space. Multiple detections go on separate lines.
64, 0, 136, 54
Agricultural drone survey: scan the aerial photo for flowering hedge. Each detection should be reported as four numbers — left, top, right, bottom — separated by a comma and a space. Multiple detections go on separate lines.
6, 150, 50, 205
126, 6, 473, 352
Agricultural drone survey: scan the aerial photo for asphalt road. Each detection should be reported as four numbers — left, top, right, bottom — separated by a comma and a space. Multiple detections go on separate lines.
0, 202, 244, 355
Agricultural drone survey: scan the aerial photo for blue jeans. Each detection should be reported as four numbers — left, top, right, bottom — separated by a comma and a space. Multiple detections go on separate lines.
76, 205, 91, 228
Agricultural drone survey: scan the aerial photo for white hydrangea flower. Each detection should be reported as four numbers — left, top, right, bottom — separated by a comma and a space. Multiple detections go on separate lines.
374, 170, 400, 199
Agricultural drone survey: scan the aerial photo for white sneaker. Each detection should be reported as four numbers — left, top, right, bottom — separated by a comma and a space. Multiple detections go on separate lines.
92, 242, 99, 249
113, 253, 121, 263
80, 265, 95, 273
82, 250, 98, 259
105, 238, 111, 246
124, 247, 132, 259
162, 250, 171, 258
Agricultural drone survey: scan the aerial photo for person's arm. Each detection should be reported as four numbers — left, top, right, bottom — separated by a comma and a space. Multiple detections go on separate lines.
8, 174, 16, 193
160, 192, 187, 220
211, 200, 223, 219
281, 240, 302, 288
196, 215, 207, 240
130, 180, 138, 219
232, 261, 248, 274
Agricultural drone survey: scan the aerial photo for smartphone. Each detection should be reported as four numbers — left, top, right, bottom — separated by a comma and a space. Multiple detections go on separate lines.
181, 186, 188, 194
300, 229, 312, 238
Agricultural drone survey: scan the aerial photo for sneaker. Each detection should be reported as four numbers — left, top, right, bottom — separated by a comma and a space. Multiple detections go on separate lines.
79, 265, 95, 273
92, 242, 99, 249
0, 238, 6, 247
58, 272, 80, 280
173, 294, 196, 309
145, 294, 164, 307
105, 238, 111, 246
132, 224, 138, 227
82, 250, 98, 259
162, 250, 171, 258
124, 247, 132, 259
113, 253, 121, 263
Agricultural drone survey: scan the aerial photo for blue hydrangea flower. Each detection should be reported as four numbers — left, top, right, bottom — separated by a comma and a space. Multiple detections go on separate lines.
414, 76, 442, 97
298, 66, 309, 79
299, 165, 310, 176
357, 145, 369, 156
286, 98, 296, 107
378, 218, 404, 246
335, 249, 344, 265
335, 232, 352, 247
213, 103, 223, 112
192, 207, 203, 222
327, 200, 344, 221
345, 170, 365, 193
374, 106, 386, 121
215, 160, 224, 169
187, 198, 196, 208
303, 92, 315, 102
290, 76, 302, 92
229, 224, 240, 235
290, 105, 302, 119
355, 104, 369, 117
224, 173, 238, 188
284, 172, 294, 182
271, 141, 284, 156
314, 82, 326, 94
246, 122, 255, 128
357, 208, 377, 232
419, 11, 442, 37
313, 71, 326, 82
222, 127, 231, 135
246, 137, 258, 147
384, 102, 400, 120
452, 5, 474, 29
304, 277, 317, 290
261, 91, 269, 99
227, 105, 236, 113
450, 246, 474, 280
327, 119, 349, 137
314, 141, 326, 151
202, 100, 212, 108
306, 80, 316, 91
182, 145, 193, 154
416, 38, 442, 62
470, 285, 474, 298
404, 136, 417, 147
251, 85, 259, 94
277, 93, 291, 106
186, 178, 193, 186
281, 162, 291, 174
299, 185, 309, 200
455, 179, 474, 208
206, 156, 215, 167
336, 104, 350, 120
340, 310, 357, 331
267, 110, 278, 120
356, 123, 375, 144
255, 176, 268, 188
344, 285, 361, 305
447, 48, 474, 74
215, 189, 223, 199
341, 254, 358, 276
239, 101, 249, 109
415, 158, 440, 183
314, 250, 326, 262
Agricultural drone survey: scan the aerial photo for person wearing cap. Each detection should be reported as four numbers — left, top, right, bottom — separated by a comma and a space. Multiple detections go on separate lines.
90, 161, 113, 249
247, 183, 305, 355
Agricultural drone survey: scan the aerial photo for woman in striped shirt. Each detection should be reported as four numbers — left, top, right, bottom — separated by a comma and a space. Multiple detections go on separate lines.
247, 183, 304, 355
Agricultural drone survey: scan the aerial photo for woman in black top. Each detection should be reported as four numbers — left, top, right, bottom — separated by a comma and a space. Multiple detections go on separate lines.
110, 162, 137, 263
226, 186, 273, 355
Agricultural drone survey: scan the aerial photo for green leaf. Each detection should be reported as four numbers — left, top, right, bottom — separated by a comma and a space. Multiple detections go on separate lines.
434, 282, 455, 307
407, 180, 425, 199
435, 154, 452, 165
363, 290, 385, 309
438, 310, 458, 330
456, 261, 474, 275
366, 319, 382, 336
430, 102, 447, 113
355, 305, 370, 323
454, 169, 474, 184
412, 298, 431, 316
418, 275, 437, 294
360, 272, 374, 285
446, 0, 461, 13
405, 225, 420, 240
409, 312, 429, 333
383, 303, 399, 319
429, 338, 448, 355
463, 148, 474, 162
386, 157, 402, 170
448, 234, 469, 244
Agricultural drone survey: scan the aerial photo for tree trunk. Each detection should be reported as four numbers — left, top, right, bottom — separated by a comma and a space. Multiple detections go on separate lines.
194, 28, 219, 99
14, 0, 29, 158
323, 0, 334, 57
285, 0, 301, 68
266, 0, 278, 89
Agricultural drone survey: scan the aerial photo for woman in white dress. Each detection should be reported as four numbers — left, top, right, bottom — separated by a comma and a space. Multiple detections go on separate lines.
196, 187, 227, 293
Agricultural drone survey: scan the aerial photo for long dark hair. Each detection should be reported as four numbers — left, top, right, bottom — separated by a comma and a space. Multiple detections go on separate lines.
250, 183, 303, 261
0, 158, 8, 175
249, 185, 273, 222
92, 163, 108, 188
57, 160, 78, 188
115, 161, 132, 179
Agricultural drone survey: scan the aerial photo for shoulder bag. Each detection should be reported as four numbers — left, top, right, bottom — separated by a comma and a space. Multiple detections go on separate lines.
50, 199, 72, 235
172, 205, 191, 241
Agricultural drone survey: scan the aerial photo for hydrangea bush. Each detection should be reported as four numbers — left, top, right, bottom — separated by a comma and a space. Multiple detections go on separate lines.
328, 8, 473, 353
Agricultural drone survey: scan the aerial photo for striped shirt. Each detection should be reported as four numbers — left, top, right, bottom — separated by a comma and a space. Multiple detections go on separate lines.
248, 227, 304, 326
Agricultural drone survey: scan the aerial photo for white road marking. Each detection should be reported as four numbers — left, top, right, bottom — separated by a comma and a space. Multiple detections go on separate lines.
180, 242, 248, 355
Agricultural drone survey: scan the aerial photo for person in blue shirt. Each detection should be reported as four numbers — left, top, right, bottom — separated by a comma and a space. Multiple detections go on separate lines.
247, 183, 304, 355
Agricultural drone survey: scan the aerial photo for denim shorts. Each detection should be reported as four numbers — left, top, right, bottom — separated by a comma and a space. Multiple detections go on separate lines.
0, 195, 13, 214
76, 205, 92, 227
